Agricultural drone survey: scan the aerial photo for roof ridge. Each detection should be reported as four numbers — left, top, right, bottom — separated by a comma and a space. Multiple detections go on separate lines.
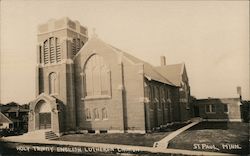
104, 41, 175, 85
74, 36, 176, 86
155, 62, 184, 68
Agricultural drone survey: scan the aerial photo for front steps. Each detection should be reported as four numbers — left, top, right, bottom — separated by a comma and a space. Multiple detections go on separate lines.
45, 131, 59, 140
21, 129, 58, 140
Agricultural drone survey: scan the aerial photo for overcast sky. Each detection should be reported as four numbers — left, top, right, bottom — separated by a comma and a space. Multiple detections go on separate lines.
0, 0, 249, 104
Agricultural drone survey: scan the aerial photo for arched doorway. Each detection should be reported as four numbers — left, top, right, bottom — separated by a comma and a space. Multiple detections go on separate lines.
35, 100, 51, 129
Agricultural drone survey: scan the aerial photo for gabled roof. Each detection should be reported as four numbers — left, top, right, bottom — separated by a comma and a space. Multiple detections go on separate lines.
76, 37, 175, 86
4, 107, 29, 113
0, 112, 13, 124
155, 63, 185, 87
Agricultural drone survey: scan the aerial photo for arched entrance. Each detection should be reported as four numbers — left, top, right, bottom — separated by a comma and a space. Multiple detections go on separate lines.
35, 100, 51, 129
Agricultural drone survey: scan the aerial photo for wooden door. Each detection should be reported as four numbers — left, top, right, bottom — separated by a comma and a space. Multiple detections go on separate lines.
39, 113, 51, 129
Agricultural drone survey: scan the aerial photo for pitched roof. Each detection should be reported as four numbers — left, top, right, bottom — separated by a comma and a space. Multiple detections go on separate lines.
155, 63, 184, 86
0, 112, 13, 124
4, 107, 29, 113
112, 46, 175, 85
79, 37, 175, 86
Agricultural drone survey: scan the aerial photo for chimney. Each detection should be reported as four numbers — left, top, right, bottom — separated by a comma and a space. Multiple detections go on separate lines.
160, 56, 166, 66
237, 86, 242, 100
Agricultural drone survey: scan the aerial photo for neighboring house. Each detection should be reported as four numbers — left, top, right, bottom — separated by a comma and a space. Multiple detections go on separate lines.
192, 98, 242, 122
0, 102, 29, 132
0, 112, 13, 129
28, 17, 191, 135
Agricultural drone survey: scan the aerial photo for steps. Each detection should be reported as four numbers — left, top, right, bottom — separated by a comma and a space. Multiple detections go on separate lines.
45, 131, 58, 140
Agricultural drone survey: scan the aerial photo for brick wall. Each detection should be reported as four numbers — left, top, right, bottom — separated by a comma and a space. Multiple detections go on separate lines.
74, 39, 126, 132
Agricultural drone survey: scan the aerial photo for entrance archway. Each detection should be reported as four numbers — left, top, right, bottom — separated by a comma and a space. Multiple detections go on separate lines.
35, 100, 51, 129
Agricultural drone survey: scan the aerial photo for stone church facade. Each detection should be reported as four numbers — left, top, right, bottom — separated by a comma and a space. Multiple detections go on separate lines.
28, 17, 191, 135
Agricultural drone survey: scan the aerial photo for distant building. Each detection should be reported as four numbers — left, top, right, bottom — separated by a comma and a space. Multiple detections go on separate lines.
192, 98, 242, 122
0, 102, 29, 132
0, 112, 13, 129
28, 17, 191, 136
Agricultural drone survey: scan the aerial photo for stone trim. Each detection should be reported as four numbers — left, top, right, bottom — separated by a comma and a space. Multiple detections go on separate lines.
108, 130, 124, 133
125, 130, 146, 134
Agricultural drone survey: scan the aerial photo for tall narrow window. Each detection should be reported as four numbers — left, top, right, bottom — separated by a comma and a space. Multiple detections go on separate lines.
148, 85, 154, 110
84, 54, 111, 98
72, 38, 84, 56
55, 38, 61, 62
166, 88, 169, 99
44, 40, 49, 64
76, 38, 81, 52
39, 46, 42, 64
49, 72, 57, 95
72, 39, 76, 56
151, 86, 155, 100
102, 108, 108, 120
155, 86, 159, 101
160, 87, 165, 101
85, 108, 91, 120
93, 108, 99, 120
49, 37, 56, 63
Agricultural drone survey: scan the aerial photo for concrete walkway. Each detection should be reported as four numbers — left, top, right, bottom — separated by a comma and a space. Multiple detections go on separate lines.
153, 117, 202, 148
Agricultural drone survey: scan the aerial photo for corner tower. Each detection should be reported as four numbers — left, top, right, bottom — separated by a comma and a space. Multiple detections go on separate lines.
36, 17, 88, 131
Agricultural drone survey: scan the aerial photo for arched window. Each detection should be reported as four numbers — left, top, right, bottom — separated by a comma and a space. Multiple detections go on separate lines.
44, 40, 49, 64
72, 38, 84, 56
50, 37, 56, 63
84, 55, 111, 97
102, 108, 108, 120
55, 38, 61, 62
49, 72, 58, 94
43, 37, 61, 64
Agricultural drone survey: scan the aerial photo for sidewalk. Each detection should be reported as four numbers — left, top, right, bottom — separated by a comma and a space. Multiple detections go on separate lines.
153, 117, 202, 148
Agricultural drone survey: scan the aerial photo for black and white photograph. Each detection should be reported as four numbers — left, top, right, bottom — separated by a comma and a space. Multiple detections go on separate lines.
0, 0, 249, 155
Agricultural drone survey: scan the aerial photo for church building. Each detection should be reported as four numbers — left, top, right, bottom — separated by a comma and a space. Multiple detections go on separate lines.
28, 17, 191, 136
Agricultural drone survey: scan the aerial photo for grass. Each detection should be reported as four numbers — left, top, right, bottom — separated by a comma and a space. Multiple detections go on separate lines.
57, 123, 189, 147
169, 122, 249, 155
58, 132, 168, 147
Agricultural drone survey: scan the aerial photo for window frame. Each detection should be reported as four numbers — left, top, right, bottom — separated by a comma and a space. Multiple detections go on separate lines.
82, 54, 111, 100
223, 104, 229, 113
101, 108, 108, 120
48, 72, 59, 95
85, 108, 91, 121
93, 108, 100, 120
205, 104, 216, 114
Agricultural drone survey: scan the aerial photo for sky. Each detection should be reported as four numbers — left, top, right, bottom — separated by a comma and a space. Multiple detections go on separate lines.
0, 0, 249, 104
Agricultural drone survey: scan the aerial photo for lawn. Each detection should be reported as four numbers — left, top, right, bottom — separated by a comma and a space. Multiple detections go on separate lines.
169, 122, 249, 155
57, 132, 167, 147
57, 123, 189, 147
